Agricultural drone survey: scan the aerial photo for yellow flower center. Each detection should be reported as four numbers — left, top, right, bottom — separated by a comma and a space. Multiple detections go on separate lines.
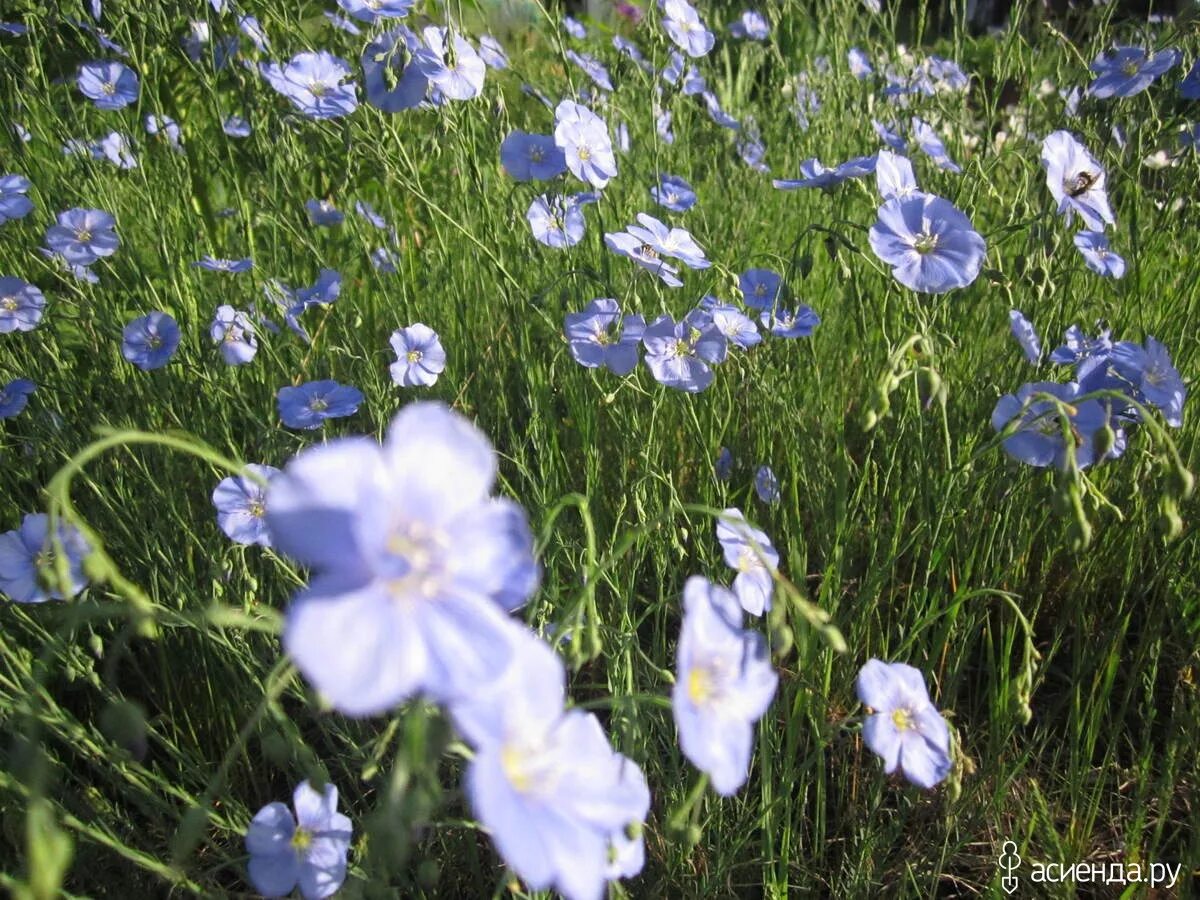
291, 827, 313, 853
891, 707, 914, 730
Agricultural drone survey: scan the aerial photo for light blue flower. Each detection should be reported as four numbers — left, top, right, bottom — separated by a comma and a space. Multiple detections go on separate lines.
856, 659, 951, 789
245, 780, 352, 900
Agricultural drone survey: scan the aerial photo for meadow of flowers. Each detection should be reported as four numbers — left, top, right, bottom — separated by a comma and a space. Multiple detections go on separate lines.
1, 0, 1198, 896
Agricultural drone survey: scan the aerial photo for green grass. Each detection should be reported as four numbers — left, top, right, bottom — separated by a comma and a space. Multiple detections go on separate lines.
1, 0, 1198, 896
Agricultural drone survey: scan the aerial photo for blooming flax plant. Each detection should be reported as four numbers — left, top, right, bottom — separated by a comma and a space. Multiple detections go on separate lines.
264, 402, 540, 716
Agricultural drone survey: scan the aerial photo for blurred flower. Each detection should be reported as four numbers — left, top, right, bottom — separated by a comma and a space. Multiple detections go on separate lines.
306, 199, 343, 227
566, 50, 612, 91
223, 115, 251, 137
451, 630, 649, 900
0, 277, 45, 333
1087, 46, 1181, 99
1181, 58, 1200, 100
245, 781, 352, 900
1008, 310, 1041, 364
479, 34, 508, 70
144, 114, 182, 151
1073, 230, 1125, 278
45, 208, 119, 266
848, 47, 873, 79
337, 0, 414, 23
389, 323, 446, 387
277, 380, 363, 430
754, 465, 779, 503
673, 576, 778, 794
872, 119, 907, 152
500, 130, 567, 181
912, 117, 962, 173
1111, 337, 1185, 427
714, 446, 734, 481
604, 230, 682, 287
96, 131, 137, 168
564, 298, 646, 375
868, 192, 985, 293
0, 175, 34, 224
716, 508, 779, 616
0, 512, 91, 603
563, 16, 587, 38
122, 311, 181, 370
265, 402, 540, 714
875, 149, 918, 200
415, 27, 485, 101
1040, 131, 1114, 232
626, 213, 709, 269
195, 255, 252, 273
213, 465, 281, 547
856, 659, 951, 789
662, 0, 714, 58
210, 305, 258, 365
0, 378, 35, 420
729, 10, 769, 40
363, 27, 428, 112
77, 60, 138, 109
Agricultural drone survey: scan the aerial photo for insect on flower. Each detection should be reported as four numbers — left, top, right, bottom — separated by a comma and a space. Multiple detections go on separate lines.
1064, 170, 1099, 198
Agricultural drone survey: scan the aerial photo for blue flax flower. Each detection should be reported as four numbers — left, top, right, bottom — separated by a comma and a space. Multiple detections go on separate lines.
213, 465, 281, 547
306, 199, 343, 226
1008, 310, 1042, 364
662, 0, 714, 58
479, 35, 508, 70
265, 402, 540, 714
451, 630, 650, 900
1182, 59, 1200, 99
642, 312, 727, 392
714, 446, 734, 481
912, 117, 962, 173
673, 576, 778, 795
652, 174, 697, 212
626, 213, 709, 269
122, 311, 180, 370
338, 0, 414, 23
194, 255, 252, 273
0, 277, 45, 333
262, 51, 358, 119
245, 780, 352, 900
1087, 46, 1181, 99
875, 150, 918, 200
1073, 231, 1125, 278
849, 47, 873, 78
527, 194, 588, 248
706, 302, 760, 350
1040, 131, 1114, 232
210, 305, 258, 365
0, 378, 35, 420
604, 231, 682, 287
0, 175, 33, 224
45, 208, 119, 266
389, 323, 446, 386
77, 60, 138, 109
564, 298, 646, 375
715, 508, 778, 616
554, 100, 617, 189
0, 512, 91, 603
566, 50, 613, 91
729, 10, 769, 40
564, 15, 587, 38
363, 28, 428, 112
500, 131, 566, 181
868, 192, 985, 293
1111, 337, 1186, 427
762, 306, 820, 339
278, 381, 363, 430
739, 268, 781, 310
754, 465, 779, 503
415, 27, 486, 101
990, 381, 1111, 470
856, 659, 951, 789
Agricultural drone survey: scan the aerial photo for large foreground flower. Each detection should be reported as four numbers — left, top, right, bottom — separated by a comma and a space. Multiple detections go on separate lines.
452, 629, 649, 900
856, 659, 951, 788
0, 512, 91, 604
868, 191, 985, 293
1040, 131, 1114, 232
265, 403, 540, 715
673, 577, 778, 795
